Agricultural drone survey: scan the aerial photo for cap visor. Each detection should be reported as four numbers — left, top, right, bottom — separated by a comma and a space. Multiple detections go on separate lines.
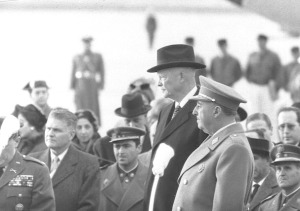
272, 157, 300, 165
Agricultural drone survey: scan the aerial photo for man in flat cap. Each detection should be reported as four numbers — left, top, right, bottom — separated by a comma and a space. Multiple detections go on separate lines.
172, 76, 254, 211
71, 36, 105, 126
210, 38, 242, 87
247, 137, 280, 211
23, 80, 51, 118
143, 44, 208, 211
258, 144, 300, 211
100, 127, 148, 211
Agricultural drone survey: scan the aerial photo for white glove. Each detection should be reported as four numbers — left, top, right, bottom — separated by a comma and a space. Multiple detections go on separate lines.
0, 115, 20, 150
152, 143, 174, 177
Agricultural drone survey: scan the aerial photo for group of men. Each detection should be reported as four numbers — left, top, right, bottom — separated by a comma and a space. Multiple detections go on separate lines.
0, 38, 300, 211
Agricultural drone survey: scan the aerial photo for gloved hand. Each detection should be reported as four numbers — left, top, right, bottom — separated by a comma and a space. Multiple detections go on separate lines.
152, 143, 174, 177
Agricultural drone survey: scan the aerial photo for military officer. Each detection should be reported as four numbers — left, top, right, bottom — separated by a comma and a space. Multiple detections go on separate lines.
258, 144, 300, 211
100, 126, 148, 211
172, 76, 254, 211
0, 115, 55, 211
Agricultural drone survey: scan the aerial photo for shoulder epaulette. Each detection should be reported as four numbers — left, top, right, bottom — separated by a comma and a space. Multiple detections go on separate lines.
23, 155, 45, 166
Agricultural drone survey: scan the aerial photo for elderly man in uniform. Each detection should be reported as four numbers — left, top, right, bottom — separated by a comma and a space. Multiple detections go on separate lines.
100, 126, 148, 211
143, 44, 208, 211
247, 137, 280, 211
172, 76, 254, 211
23, 80, 52, 117
0, 115, 55, 211
258, 144, 300, 211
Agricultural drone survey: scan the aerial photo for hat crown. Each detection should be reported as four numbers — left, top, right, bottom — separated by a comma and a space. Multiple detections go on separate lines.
271, 144, 300, 164
247, 137, 270, 153
107, 126, 146, 143
157, 44, 196, 65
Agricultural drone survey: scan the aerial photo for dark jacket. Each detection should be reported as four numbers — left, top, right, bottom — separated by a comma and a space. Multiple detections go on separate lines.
17, 133, 47, 155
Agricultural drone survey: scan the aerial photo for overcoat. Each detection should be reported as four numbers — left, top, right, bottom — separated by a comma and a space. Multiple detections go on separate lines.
249, 169, 281, 211
143, 91, 208, 211
172, 123, 254, 211
258, 190, 300, 211
30, 144, 100, 211
100, 161, 148, 211
0, 151, 55, 211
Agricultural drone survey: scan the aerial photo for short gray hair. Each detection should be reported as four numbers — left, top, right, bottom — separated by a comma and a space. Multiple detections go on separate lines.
49, 107, 77, 130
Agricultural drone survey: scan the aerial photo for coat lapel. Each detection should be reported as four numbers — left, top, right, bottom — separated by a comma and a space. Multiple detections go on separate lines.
101, 164, 125, 206
52, 145, 78, 187
281, 190, 300, 211
0, 152, 25, 189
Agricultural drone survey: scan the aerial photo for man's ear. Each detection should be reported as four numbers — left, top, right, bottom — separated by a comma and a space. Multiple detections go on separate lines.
137, 144, 142, 153
213, 106, 221, 118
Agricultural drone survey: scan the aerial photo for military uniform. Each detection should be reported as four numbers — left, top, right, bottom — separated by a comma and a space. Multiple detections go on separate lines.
0, 151, 55, 211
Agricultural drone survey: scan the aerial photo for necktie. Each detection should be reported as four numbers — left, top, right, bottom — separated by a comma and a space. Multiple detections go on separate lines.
250, 183, 260, 201
50, 156, 60, 177
171, 105, 181, 119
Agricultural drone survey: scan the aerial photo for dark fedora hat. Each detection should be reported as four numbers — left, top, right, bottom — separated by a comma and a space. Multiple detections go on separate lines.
237, 107, 248, 122
147, 44, 206, 73
247, 136, 270, 156
115, 92, 152, 118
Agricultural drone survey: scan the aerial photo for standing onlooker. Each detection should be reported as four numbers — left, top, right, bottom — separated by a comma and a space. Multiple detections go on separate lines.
277, 106, 300, 146
247, 137, 280, 211
173, 76, 254, 211
0, 115, 55, 211
210, 38, 242, 87
258, 144, 300, 211
100, 127, 148, 211
145, 13, 157, 49
143, 44, 208, 211
30, 108, 100, 211
23, 80, 52, 117
72, 109, 100, 155
71, 36, 105, 126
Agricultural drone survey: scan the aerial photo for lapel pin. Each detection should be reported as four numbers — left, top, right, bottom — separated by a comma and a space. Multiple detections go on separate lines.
16, 162, 20, 164
10, 168, 17, 174
212, 138, 219, 145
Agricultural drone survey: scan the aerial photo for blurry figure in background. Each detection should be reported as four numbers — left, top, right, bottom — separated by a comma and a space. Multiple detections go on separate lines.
245, 34, 281, 129
72, 109, 100, 155
14, 104, 48, 155
236, 106, 248, 122
258, 144, 300, 211
94, 92, 152, 167
184, 36, 206, 86
292, 102, 300, 110
246, 136, 280, 211
288, 64, 300, 103
127, 77, 155, 104
0, 115, 55, 211
145, 13, 157, 49
23, 80, 51, 117
277, 106, 300, 146
210, 38, 242, 87
71, 36, 105, 126
100, 127, 148, 211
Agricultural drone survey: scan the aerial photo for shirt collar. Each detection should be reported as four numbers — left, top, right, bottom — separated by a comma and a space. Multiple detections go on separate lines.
50, 147, 69, 162
175, 86, 197, 108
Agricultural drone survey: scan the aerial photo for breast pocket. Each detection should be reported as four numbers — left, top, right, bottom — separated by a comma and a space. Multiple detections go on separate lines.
7, 187, 32, 211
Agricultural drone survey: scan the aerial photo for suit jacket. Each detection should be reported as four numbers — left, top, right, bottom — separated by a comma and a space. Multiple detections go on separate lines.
249, 169, 281, 211
172, 123, 254, 211
0, 151, 55, 211
30, 144, 100, 211
143, 91, 208, 211
258, 190, 300, 211
100, 161, 148, 211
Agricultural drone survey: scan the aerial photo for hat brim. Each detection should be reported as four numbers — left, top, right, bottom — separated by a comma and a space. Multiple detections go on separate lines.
272, 157, 300, 165
114, 105, 152, 118
147, 61, 206, 73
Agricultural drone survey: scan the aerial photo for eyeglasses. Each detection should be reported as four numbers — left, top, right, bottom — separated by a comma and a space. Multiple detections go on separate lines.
278, 123, 298, 131
129, 83, 150, 90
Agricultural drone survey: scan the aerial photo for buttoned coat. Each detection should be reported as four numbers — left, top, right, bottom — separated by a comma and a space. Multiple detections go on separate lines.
249, 169, 281, 211
0, 151, 55, 211
100, 161, 148, 211
143, 91, 208, 211
258, 190, 300, 211
172, 123, 254, 211
30, 144, 100, 211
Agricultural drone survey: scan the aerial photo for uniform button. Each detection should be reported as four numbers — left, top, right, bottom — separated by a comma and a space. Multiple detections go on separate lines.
177, 206, 182, 211
183, 179, 188, 185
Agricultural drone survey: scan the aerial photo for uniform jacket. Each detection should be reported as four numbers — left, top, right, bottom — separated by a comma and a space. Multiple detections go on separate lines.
258, 190, 300, 211
0, 151, 55, 211
100, 161, 148, 211
143, 92, 208, 211
249, 169, 281, 211
30, 144, 100, 211
172, 123, 254, 211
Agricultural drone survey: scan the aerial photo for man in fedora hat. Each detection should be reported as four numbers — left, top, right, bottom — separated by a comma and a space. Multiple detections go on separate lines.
143, 44, 208, 211
258, 144, 300, 211
247, 136, 280, 211
100, 126, 148, 211
94, 92, 152, 167
172, 76, 254, 211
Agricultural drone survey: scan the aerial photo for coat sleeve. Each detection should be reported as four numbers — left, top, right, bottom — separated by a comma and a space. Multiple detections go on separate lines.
213, 143, 253, 211
31, 164, 56, 211
78, 157, 101, 211
71, 56, 77, 89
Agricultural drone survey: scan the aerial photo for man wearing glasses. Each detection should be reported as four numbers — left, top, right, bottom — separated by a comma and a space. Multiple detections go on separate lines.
277, 107, 300, 146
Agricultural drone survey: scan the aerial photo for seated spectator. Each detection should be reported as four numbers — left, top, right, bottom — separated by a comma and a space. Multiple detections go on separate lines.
72, 109, 100, 155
